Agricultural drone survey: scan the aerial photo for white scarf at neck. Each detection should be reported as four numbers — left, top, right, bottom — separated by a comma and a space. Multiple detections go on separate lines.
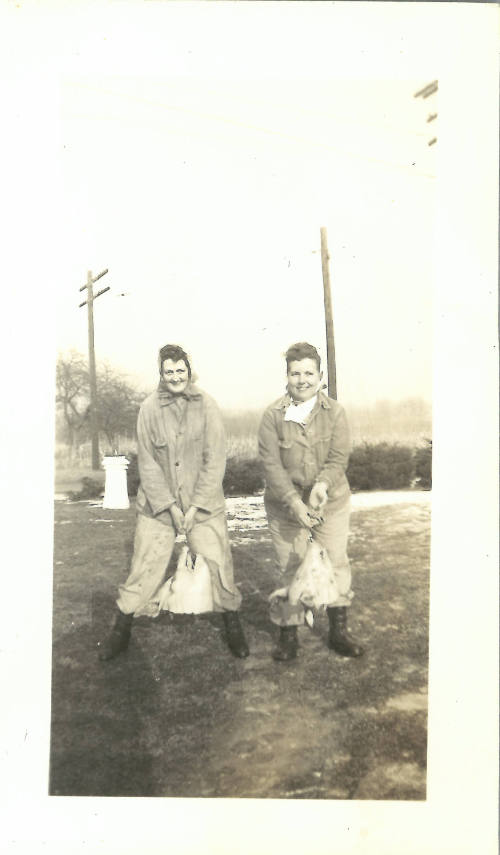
284, 393, 318, 424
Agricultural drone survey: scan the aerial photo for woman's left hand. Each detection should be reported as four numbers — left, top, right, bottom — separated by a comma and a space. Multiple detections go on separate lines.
184, 505, 199, 533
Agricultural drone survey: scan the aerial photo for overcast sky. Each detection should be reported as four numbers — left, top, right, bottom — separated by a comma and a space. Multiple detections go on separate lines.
55, 17, 436, 409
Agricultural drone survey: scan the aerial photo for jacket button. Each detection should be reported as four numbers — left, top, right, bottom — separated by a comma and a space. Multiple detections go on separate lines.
175, 462, 180, 467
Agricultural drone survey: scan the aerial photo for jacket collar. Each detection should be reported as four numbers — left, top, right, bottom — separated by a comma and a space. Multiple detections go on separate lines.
273, 390, 331, 412
157, 380, 202, 406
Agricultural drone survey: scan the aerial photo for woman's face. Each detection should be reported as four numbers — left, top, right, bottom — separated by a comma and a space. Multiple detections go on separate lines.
161, 358, 190, 395
287, 358, 322, 402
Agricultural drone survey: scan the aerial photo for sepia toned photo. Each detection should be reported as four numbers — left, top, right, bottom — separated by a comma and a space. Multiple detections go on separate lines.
2, 2, 497, 854
51, 67, 435, 802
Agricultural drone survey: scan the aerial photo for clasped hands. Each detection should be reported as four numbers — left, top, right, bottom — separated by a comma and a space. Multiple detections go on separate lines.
168, 484, 329, 534
169, 503, 198, 534
290, 481, 329, 529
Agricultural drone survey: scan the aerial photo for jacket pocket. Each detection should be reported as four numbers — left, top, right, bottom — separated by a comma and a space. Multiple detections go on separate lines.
151, 437, 170, 467
311, 432, 332, 447
278, 438, 303, 469
311, 432, 333, 467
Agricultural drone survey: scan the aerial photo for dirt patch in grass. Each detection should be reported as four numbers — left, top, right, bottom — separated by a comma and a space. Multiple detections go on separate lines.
50, 498, 430, 799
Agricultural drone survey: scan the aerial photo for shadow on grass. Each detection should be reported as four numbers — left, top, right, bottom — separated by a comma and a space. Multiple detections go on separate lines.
50, 591, 251, 797
229, 542, 279, 639
50, 592, 161, 796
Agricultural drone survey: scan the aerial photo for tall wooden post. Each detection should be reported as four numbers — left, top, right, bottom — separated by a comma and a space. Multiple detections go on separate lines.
79, 268, 110, 470
86, 271, 99, 470
320, 227, 337, 399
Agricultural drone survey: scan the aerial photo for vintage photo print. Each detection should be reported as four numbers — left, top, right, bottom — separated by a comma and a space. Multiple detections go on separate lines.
1, 2, 497, 854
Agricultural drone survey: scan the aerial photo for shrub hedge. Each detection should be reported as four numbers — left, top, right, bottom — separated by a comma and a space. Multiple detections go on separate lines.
68, 477, 103, 501
221, 441, 431, 496
414, 439, 432, 490
67, 442, 432, 501
223, 456, 265, 496
346, 442, 415, 491
126, 453, 140, 497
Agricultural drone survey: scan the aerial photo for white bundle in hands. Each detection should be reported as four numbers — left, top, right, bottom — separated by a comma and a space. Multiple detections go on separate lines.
269, 540, 339, 627
157, 545, 213, 614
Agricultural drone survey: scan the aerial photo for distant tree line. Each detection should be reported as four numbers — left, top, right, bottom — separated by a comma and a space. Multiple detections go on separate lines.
345, 398, 431, 443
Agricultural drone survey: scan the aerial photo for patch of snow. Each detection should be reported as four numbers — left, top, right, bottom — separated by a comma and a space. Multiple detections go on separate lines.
55, 490, 430, 543
352, 490, 431, 509
225, 491, 430, 532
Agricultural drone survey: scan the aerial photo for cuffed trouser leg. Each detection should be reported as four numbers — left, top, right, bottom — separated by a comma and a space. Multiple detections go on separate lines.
117, 514, 176, 615
266, 490, 353, 627
117, 511, 242, 617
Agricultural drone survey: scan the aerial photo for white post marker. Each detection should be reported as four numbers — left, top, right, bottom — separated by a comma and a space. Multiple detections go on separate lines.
102, 456, 130, 509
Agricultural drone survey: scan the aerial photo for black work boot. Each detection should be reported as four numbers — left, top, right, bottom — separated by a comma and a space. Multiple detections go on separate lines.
272, 626, 298, 662
327, 606, 364, 657
222, 612, 250, 658
98, 609, 133, 661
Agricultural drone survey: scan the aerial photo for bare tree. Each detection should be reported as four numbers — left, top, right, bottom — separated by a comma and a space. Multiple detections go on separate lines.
95, 362, 146, 452
56, 350, 90, 460
56, 351, 147, 459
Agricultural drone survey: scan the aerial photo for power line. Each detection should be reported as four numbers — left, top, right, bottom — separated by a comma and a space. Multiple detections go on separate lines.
414, 81, 438, 99
414, 81, 438, 146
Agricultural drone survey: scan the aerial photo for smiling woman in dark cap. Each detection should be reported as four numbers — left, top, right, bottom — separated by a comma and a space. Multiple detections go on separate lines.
98, 343, 249, 661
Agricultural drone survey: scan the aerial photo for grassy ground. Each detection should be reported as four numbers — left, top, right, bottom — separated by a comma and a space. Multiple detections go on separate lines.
50, 497, 430, 799
55, 466, 105, 494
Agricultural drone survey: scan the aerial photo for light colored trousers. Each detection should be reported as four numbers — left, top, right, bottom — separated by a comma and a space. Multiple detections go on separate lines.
117, 511, 242, 617
265, 485, 354, 627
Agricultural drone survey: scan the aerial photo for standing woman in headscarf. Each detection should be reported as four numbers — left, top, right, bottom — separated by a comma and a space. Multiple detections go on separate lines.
258, 341, 364, 662
98, 344, 249, 661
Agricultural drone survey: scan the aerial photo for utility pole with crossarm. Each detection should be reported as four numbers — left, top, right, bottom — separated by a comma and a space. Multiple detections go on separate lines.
78, 268, 110, 470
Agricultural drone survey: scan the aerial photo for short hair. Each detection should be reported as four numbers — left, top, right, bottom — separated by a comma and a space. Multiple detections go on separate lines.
285, 342, 321, 371
158, 344, 192, 377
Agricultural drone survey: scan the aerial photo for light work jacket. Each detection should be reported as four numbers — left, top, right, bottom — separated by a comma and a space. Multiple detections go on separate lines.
258, 391, 351, 510
135, 383, 227, 521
